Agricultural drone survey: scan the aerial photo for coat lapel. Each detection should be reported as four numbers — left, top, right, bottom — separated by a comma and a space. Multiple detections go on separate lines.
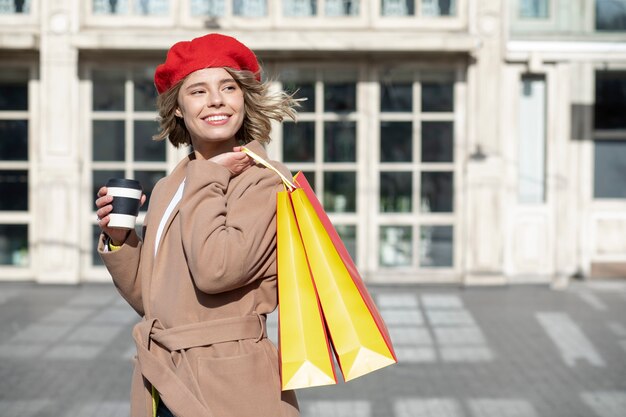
141, 155, 191, 318
151, 155, 191, 262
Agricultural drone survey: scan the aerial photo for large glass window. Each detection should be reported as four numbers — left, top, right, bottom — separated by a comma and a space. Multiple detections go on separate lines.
90, 65, 166, 266
277, 65, 459, 275
93, 0, 169, 15
596, 0, 626, 31
519, 0, 549, 19
594, 140, 626, 198
378, 69, 455, 268
381, 0, 456, 17
0, 68, 30, 267
190, 0, 268, 17
280, 68, 359, 261
595, 71, 626, 130
283, 0, 359, 16
518, 75, 546, 204
191, 0, 226, 17
326, 0, 359, 16
594, 71, 626, 199
0, 0, 30, 13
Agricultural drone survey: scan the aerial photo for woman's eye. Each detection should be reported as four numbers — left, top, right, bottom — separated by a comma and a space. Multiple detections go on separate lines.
191, 90, 205, 95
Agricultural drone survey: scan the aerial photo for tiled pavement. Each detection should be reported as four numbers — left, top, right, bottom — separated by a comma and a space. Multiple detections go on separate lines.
0, 280, 625, 417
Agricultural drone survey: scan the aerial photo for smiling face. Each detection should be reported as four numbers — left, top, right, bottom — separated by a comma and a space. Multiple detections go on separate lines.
175, 67, 245, 158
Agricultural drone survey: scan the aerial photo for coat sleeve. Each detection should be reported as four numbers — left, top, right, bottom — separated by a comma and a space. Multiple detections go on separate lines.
98, 229, 144, 316
179, 159, 283, 294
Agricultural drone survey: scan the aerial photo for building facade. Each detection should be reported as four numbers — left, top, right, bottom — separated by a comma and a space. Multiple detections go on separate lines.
0, 0, 624, 285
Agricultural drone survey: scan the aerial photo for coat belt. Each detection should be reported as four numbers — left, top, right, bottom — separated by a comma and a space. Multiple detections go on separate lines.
132, 314, 268, 417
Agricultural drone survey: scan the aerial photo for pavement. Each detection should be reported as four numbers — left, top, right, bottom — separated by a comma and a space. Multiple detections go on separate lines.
0, 280, 625, 417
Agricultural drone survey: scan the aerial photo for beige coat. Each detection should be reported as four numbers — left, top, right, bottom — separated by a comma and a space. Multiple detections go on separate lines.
99, 141, 299, 417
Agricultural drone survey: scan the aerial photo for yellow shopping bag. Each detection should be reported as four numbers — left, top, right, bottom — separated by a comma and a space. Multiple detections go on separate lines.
242, 146, 397, 387
276, 188, 337, 390
291, 173, 397, 381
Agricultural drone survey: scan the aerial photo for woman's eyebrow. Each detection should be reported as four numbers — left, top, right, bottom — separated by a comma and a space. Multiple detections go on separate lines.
185, 82, 207, 90
185, 78, 236, 90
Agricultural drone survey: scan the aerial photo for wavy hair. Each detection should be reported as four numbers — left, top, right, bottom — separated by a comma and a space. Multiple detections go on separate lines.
153, 68, 299, 147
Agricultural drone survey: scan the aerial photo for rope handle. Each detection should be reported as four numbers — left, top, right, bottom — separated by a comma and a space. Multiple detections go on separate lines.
241, 147, 296, 191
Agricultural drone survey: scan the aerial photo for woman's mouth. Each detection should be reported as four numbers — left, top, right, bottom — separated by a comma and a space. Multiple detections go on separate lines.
203, 114, 230, 125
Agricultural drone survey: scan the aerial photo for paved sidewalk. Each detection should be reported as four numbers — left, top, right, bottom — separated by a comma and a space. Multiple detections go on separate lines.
0, 280, 625, 417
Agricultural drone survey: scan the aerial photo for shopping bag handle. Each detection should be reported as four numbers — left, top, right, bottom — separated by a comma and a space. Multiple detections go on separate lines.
241, 146, 296, 191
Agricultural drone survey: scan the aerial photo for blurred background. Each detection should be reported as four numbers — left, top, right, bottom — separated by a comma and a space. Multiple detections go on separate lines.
0, 0, 625, 286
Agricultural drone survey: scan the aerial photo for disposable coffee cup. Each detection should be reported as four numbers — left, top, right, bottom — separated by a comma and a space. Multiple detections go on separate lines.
106, 178, 143, 229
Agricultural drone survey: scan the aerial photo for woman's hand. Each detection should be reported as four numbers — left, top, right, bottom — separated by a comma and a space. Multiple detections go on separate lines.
209, 147, 254, 177
95, 187, 147, 245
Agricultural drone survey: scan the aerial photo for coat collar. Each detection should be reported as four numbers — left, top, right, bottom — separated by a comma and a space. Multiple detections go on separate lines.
147, 140, 269, 261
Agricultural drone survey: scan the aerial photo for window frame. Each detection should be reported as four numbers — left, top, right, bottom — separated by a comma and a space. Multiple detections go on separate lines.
180, 0, 274, 29
509, 0, 557, 32
266, 60, 465, 283
274, 0, 369, 27
84, 0, 175, 28
373, 65, 460, 276
373, 0, 467, 31
0, 62, 37, 279
80, 61, 189, 281
592, 68, 626, 201
518, 0, 551, 20
267, 63, 364, 265
0, 0, 38, 27
594, 0, 626, 32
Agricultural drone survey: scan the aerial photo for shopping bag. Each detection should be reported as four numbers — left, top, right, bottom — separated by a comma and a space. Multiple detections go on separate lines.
290, 173, 397, 381
241, 147, 336, 390
241, 146, 397, 385
276, 188, 337, 390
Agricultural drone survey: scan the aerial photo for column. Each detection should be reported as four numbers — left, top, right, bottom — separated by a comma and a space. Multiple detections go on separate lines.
36, 0, 80, 283
464, 0, 506, 284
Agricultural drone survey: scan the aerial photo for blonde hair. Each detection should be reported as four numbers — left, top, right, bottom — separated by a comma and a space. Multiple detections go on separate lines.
153, 68, 299, 147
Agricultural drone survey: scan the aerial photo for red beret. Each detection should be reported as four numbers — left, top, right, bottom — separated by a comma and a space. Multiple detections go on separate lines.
154, 33, 260, 94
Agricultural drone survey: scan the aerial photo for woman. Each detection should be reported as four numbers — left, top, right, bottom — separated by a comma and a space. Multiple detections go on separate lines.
95, 33, 300, 417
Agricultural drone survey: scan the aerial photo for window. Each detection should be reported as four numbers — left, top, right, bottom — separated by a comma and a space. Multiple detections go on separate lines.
326, 0, 359, 16
190, 0, 268, 17
594, 71, 626, 199
92, 0, 169, 15
596, 0, 626, 31
519, 0, 549, 19
594, 140, 626, 198
381, 0, 456, 17
234, 0, 267, 16
378, 69, 455, 268
0, 68, 30, 267
518, 75, 546, 204
90, 66, 167, 265
283, 0, 359, 16
0, 0, 30, 13
191, 0, 226, 17
595, 71, 626, 130
279, 68, 359, 261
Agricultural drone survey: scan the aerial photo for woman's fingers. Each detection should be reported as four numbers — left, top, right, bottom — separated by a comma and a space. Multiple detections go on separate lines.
210, 151, 253, 176
96, 204, 113, 220
95, 194, 113, 209
97, 186, 107, 199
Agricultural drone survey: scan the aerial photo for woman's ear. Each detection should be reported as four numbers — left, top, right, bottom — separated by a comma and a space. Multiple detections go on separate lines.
174, 108, 183, 118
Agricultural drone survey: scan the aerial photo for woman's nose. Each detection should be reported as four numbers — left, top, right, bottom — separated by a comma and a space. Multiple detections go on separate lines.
207, 90, 223, 107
